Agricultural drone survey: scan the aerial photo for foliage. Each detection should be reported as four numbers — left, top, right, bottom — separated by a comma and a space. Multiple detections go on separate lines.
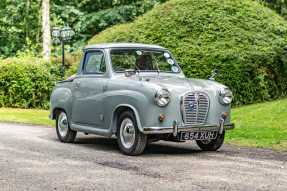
0, 0, 41, 57
0, 55, 60, 109
260, 0, 287, 19
0, 0, 166, 57
226, 98, 287, 151
51, 0, 167, 52
90, 0, 287, 105
73, 0, 166, 42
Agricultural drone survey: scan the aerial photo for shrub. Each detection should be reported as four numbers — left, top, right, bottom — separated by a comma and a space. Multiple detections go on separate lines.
74, 0, 167, 41
90, 0, 287, 105
0, 56, 60, 109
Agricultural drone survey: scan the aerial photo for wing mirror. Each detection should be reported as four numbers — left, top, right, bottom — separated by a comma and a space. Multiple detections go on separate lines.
124, 69, 136, 77
208, 69, 219, 81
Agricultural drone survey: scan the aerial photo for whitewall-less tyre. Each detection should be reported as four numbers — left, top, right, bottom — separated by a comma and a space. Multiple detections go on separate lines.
116, 111, 147, 156
196, 131, 225, 151
56, 110, 77, 143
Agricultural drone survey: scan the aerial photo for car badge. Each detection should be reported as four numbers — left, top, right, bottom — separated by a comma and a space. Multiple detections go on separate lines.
188, 93, 199, 112
189, 102, 196, 111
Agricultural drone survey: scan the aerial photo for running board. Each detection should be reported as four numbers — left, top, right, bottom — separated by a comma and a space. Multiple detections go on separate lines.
70, 123, 112, 137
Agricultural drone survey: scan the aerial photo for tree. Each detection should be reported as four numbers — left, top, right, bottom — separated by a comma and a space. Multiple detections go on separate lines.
0, 0, 41, 57
42, 0, 51, 60
262, 0, 287, 18
0, 0, 164, 57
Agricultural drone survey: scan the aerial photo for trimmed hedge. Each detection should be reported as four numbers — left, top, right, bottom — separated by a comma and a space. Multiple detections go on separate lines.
0, 56, 60, 109
90, 0, 287, 105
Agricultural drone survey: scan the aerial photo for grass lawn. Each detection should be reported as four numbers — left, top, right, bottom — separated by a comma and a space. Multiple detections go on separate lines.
226, 98, 287, 151
0, 108, 53, 126
0, 98, 286, 150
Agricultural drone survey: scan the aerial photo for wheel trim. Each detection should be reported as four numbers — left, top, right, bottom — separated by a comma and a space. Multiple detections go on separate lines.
120, 118, 136, 149
58, 112, 69, 137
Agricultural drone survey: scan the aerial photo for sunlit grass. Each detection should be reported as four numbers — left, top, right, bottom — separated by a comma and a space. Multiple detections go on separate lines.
226, 98, 287, 151
0, 107, 53, 126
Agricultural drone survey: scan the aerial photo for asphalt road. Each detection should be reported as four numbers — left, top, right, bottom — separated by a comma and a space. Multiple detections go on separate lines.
0, 123, 286, 191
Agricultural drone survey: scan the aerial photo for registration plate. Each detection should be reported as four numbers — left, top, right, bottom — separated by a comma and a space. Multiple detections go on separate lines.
179, 131, 218, 141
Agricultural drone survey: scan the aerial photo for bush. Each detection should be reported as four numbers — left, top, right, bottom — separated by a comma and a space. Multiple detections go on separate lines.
90, 0, 287, 105
75, 0, 167, 41
0, 56, 60, 109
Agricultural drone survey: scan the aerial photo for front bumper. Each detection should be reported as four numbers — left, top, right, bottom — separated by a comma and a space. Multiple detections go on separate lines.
142, 121, 235, 135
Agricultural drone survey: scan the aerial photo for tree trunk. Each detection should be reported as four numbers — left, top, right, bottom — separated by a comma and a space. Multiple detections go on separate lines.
42, 0, 51, 60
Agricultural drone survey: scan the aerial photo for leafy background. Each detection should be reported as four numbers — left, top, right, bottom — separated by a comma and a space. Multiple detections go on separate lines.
0, 0, 166, 57
1, 0, 287, 108
90, 0, 287, 105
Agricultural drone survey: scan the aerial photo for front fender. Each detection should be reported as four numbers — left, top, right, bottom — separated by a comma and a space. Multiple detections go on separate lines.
104, 89, 185, 134
103, 89, 150, 133
111, 103, 143, 133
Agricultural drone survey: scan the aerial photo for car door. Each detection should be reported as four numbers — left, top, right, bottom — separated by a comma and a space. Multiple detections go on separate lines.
71, 50, 108, 128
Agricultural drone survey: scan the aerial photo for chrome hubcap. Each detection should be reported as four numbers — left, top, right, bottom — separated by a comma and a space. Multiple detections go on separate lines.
120, 118, 136, 149
58, 112, 68, 137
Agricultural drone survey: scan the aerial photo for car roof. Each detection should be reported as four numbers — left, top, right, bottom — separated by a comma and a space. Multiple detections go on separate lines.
84, 43, 166, 50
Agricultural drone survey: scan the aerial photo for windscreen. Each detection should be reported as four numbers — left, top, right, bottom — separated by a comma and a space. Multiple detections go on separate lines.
110, 49, 180, 73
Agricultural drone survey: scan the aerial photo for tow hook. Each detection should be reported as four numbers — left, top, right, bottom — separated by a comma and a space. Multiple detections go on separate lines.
219, 118, 225, 134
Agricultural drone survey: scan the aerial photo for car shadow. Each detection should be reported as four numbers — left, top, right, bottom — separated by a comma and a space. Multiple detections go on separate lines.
144, 143, 202, 156
73, 135, 203, 156
74, 136, 119, 151
52, 134, 287, 160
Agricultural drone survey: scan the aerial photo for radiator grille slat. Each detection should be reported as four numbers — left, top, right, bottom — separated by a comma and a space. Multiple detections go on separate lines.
183, 92, 209, 125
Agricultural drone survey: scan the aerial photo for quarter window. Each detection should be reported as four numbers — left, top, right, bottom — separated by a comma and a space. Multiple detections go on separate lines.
84, 51, 106, 74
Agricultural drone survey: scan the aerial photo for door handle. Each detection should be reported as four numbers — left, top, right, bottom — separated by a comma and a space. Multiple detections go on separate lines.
103, 85, 108, 92
75, 81, 80, 88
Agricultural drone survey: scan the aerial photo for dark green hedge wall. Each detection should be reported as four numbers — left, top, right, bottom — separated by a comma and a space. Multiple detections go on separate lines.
90, 0, 287, 105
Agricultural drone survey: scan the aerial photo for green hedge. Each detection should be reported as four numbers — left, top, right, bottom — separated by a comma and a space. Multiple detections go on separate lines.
0, 56, 60, 109
90, 0, 287, 105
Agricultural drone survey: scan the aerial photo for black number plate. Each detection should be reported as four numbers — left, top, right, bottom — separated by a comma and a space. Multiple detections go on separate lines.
179, 131, 218, 141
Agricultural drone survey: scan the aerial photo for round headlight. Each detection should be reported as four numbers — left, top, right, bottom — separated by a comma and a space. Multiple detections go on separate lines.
219, 88, 233, 105
155, 89, 170, 107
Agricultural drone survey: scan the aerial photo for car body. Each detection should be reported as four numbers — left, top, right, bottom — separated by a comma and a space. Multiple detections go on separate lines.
50, 43, 235, 155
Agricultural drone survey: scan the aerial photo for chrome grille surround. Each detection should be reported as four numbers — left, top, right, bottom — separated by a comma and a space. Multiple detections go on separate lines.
182, 92, 210, 125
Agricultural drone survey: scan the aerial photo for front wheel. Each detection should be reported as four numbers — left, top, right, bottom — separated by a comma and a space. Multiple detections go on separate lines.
196, 131, 225, 151
56, 110, 77, 143
116, 111, 147, 156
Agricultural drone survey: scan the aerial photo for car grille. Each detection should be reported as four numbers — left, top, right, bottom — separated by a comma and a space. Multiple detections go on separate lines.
182, 92, 209, 125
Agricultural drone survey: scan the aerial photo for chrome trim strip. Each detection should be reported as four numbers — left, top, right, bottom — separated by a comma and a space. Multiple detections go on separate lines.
70, 122, 111, 137
142, 123, 235, 134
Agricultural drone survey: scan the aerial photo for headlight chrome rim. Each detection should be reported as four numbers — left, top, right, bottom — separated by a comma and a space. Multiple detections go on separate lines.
155, 89, 171, 107
218, 88, 233, 105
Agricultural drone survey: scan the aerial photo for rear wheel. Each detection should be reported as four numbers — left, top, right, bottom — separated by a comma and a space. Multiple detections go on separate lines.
116, 111, 147, 156
56, 110, 77, 143
196, 131, 225, 151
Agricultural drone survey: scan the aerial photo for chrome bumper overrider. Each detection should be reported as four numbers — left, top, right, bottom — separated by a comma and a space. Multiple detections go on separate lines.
142, 121, 235, 135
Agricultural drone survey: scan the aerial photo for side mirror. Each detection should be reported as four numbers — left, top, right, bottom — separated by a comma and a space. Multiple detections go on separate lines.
124, 69, 136, 77
208, 69, 219, 81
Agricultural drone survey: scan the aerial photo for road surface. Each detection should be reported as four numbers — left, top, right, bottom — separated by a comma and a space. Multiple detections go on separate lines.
0, 123, 286, 191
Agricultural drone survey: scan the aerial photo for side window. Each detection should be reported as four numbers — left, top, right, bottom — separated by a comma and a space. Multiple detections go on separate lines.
110, 50, 137, 72
84, 51, 106, 74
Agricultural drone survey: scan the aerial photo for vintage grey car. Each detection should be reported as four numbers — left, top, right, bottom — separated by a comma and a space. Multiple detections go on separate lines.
50, 43, 234, 155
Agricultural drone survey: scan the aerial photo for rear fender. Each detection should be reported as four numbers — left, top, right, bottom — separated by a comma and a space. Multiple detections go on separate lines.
50, 87, 73, 120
